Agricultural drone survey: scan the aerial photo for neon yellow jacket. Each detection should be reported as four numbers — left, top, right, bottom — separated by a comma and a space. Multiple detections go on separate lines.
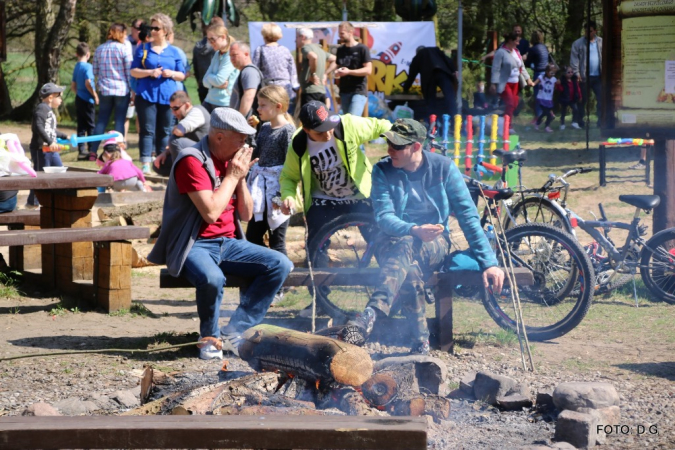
279, 114, 392, 212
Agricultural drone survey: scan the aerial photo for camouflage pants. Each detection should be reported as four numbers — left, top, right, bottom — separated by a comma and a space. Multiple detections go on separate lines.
367, 233, 450, 342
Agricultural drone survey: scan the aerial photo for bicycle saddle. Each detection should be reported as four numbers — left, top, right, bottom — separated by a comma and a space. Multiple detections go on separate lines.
483, 187, 514, 201
492, 149, 527, 165
619, 194, 660, 210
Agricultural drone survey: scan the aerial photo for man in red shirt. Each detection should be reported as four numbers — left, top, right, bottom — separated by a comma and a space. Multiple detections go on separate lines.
148, 108, 293, 360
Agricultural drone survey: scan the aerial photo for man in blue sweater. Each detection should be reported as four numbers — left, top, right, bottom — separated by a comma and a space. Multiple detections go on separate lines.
343, 119, 504, 354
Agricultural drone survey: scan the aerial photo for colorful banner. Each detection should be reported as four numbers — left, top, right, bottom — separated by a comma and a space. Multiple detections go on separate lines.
248, 22, 436, 95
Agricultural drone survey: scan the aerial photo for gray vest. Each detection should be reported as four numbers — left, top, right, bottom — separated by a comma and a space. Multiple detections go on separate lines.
147, 137, 217, 276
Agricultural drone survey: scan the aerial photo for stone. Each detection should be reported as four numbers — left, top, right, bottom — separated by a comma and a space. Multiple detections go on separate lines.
578, 405, 621, 426
497, 393, 533, 411
473, 372, 519, 406
575, 408, 608, 445
554, 409, 599, 449
459, 372, 476, 394
519, 446, 553, 450
53, 398, 98, 415
550, 443, 577, 450
553, 382, 620, 412
21, 402, 61, 416
374, 355, 448, 395
112, 390, 140, 409
536, 390, 555, 410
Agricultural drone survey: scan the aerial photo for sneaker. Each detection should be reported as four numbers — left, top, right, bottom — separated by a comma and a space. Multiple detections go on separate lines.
410, 339, 430, 355
560, 125, 566, 130
199, 341, 223, 360
533, 124, 539, 131
529, 118, 537, 125
545, 126, 554, 133
341, 306, 377, 346
571, 122, 581, 130
271, 290, 285, 305
142, 163, 151, 174
24, 204, 39, 210
77, 153, 90, 161
629, 162, 646, 170
220, 331, 243, 357
88, 152, 98, 162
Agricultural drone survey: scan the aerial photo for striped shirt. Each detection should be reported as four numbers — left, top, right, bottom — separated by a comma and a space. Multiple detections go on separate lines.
93, 40, 132, 96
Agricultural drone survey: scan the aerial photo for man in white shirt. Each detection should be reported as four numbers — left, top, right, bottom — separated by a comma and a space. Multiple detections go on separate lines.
570, 21, 603, 128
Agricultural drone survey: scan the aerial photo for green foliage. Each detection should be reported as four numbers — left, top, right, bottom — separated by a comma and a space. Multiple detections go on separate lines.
0, 270, 21, 298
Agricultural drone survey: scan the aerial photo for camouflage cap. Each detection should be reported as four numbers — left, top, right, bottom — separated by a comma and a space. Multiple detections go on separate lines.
381, 119, 427, 146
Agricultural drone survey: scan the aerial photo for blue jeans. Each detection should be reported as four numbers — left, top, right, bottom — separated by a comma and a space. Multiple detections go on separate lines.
340, 93, 368, 116
136, 96, 173, 163
91, 94, 130, 154
26, 146, 62, 206
181, 237, 293, 338
0, 195, 17, 213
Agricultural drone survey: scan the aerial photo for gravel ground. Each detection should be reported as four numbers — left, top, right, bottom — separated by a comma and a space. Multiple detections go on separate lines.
1, 334, 672, 449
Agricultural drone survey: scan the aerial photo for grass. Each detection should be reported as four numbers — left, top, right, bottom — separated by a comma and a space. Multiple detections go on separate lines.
107, 302, 154, 318
0, 271, 22, 298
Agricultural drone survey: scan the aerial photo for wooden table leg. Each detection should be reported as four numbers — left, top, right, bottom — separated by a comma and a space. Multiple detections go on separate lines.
35, 189, 98, 290
434, 289, 454, 353
599, 144, 606, 186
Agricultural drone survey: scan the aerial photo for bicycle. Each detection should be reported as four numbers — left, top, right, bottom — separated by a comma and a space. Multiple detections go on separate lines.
460, 174, 595, 340
559, 194, 674, 303
504, 164, 675, 301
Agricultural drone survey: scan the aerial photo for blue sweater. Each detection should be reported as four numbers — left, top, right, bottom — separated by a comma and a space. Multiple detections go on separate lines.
371, 150, 498, 270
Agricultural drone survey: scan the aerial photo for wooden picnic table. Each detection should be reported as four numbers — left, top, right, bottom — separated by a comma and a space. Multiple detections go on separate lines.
0, 172, 113, 290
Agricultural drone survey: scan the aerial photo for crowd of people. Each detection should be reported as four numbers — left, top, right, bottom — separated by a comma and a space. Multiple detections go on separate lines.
23, 17, 608, 358
473, 21, 603, 136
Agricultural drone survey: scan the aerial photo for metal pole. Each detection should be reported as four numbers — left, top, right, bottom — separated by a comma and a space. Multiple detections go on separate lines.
585, 0, 591, 151
456, 1, 463, 115
342, 0, 348, 21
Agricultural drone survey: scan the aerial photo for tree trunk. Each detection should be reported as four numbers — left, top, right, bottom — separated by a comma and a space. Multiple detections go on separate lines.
75, 0, 90, 44
560, 0, 586, 65
0, 65, 13, 117
10, 0, 77, 121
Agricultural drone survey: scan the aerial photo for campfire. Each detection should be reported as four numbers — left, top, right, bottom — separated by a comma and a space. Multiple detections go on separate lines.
129, 325, 450, 423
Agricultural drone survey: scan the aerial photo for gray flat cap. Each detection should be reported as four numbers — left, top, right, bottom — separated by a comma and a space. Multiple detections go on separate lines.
39, 82, 64, 98
210, 107, 256, 135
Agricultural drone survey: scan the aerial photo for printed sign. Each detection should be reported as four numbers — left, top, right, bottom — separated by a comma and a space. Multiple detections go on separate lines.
248, 22, 436, 95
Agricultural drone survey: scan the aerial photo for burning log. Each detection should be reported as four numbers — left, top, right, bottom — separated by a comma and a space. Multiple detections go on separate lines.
239, 325, 373, 387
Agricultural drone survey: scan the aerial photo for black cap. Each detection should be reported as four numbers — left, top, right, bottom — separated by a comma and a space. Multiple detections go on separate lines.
299, 101, 341, 132
39, 83, 64, 98
381, 119, 427, 145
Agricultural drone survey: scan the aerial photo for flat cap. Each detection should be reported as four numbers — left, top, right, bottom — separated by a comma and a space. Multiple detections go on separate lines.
210, 107, 256, 135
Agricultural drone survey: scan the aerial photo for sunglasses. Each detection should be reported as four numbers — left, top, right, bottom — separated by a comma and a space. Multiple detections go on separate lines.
170, 104, 184, 111
150, 26, 162, 32
387, 140, 410, 151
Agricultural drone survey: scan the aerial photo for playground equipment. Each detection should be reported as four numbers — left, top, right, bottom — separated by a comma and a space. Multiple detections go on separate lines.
429, 113, 518, 186
599, 137, 655, 187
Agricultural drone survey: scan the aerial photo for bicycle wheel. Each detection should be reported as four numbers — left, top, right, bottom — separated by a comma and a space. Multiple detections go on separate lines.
482, 223, 594, 341
640, 228, 675, 304
503, 196, 572, 233
306, 213, 378, 319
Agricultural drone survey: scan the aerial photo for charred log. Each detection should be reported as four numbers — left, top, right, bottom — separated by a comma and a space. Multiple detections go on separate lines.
239, 325, 373, 387
389, 395, 451, 423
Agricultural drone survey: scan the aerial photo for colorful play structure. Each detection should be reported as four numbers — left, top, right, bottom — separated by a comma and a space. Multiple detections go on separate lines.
428, 113, 519, 186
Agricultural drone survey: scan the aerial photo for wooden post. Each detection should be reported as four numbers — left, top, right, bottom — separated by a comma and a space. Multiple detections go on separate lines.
8, 224, 41, 270
652, 140, 675, 233
94, 241, 133, 312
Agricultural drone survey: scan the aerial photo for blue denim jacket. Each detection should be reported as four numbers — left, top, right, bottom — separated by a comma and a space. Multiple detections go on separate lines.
371, 150, 498, 270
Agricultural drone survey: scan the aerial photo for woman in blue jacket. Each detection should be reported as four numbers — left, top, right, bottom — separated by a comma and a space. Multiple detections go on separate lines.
130, 13, 185, 174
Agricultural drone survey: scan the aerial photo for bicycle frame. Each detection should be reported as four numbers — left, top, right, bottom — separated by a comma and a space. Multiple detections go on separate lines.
566, 206, 645, 272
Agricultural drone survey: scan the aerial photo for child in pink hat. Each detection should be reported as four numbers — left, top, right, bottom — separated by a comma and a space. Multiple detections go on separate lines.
97, 139, 149, 192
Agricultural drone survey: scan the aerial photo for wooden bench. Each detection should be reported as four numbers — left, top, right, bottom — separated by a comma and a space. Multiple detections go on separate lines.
0, 210, 42, 270
160, 266, 534, 353
0, 226, 149, 312
0, 415, 427, 449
